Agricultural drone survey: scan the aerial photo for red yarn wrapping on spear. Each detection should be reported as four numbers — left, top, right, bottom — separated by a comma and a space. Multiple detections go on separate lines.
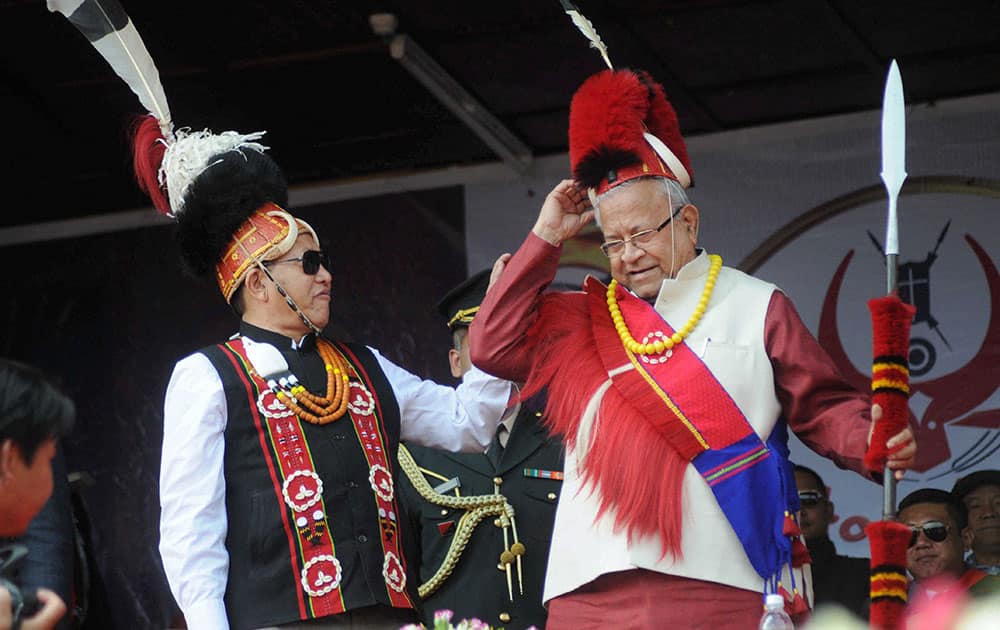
130, 115, 170, 214
865, 294, 914, 629
866, 520, 910, 630
864, 295, 915, 473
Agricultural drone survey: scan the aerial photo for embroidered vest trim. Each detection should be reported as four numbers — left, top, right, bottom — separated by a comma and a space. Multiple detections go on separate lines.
220, 338, 413, 621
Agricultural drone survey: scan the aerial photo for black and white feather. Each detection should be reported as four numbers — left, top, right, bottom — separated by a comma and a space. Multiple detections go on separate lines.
49, 0, 272, 217
559, 0, 613, 70
47, 0, 173, 137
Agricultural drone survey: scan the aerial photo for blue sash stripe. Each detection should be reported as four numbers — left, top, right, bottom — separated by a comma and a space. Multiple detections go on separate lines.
694, 432, 790, 580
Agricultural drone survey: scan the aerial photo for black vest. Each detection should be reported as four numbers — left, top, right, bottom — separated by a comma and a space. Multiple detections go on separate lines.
200, 323, 418, 630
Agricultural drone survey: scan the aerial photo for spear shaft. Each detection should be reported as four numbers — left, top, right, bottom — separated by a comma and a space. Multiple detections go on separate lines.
883, 249, 897, 521
879, 60, 906, 519
865, 60, 914, 630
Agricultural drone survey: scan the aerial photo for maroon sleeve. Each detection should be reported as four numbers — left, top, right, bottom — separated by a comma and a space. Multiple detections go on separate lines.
468, 232, 562, 382
766, 290, 873, 478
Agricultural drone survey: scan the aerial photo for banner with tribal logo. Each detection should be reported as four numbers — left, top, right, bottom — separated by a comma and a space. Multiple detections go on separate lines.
751, 177, 1000, 555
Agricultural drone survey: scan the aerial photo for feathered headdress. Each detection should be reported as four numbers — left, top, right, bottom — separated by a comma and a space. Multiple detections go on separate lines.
49, 0, 317, 304
569, 69, 692, 194
559, 2, 692, 193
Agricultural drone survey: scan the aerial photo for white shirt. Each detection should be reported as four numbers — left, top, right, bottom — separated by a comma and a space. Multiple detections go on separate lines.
159, 340, 513, 630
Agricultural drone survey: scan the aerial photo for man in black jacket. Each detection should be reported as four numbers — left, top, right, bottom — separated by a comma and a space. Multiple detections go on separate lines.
398, 271, 564, 629
794, 465, 870, 620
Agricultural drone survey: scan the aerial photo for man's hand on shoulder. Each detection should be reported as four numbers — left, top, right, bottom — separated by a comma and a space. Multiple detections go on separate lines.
531, 179, 594, 246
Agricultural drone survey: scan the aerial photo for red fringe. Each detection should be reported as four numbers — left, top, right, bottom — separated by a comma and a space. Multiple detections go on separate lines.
865, 295, 916, 473
522, 290, 686, 558
130, 115, 171, 214
789, 592, 810, 625
519, 293, 603, 440
783, 512, 801, 537
777, 584, 792, 602
791, 538, 811, 567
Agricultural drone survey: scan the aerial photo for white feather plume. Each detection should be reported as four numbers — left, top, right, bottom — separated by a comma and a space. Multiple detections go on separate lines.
161, 128, 269, 215
48, 0, 173, 137
242, 338, 289, 379
560, 0, 613, 70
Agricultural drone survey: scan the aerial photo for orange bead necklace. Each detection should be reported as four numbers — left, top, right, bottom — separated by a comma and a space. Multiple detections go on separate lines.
272, 338, 352, 425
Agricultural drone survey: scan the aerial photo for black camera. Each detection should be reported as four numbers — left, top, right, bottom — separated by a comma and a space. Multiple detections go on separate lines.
0, 545, 40, 628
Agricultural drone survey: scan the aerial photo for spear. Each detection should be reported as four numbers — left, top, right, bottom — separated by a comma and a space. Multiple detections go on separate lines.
864, 60, 916, 630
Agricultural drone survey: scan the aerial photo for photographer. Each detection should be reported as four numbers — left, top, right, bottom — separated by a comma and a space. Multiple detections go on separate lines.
0, 360, 74, 630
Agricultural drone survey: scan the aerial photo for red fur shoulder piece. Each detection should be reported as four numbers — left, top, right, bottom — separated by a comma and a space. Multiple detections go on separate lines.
520, 291, 605, 442
522, 285, 686, 557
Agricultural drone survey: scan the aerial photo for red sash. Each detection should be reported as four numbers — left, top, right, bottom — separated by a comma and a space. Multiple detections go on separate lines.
583, 278, 790, 581
591, 278, 756, 457
958, 567, 988, 591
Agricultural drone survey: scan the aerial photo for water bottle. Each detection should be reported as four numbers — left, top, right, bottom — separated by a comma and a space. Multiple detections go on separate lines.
758, 593, 794, 630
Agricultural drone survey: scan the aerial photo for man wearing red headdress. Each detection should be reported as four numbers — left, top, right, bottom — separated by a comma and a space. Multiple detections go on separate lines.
470, 69, 917, 628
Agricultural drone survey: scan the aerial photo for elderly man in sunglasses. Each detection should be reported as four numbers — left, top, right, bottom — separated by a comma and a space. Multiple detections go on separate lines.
898, 489, 1000, 610
469, 68, 917, 629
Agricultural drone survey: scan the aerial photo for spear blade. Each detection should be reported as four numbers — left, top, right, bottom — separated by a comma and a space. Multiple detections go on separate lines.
881, 60, 907, 258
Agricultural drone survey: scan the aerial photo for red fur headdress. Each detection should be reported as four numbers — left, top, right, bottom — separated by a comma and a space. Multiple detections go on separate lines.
569, 69, 692, 194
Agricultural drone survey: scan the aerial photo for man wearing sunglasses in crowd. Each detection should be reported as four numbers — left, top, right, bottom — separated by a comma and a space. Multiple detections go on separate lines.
897, 488, 1000, 606
793, 466, 869, 620
140, 123, 514, 630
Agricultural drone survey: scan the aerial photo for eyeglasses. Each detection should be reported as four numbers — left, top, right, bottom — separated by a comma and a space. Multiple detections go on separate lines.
907, 521, 950, 547
797, 490, 826, 508
263, 250, 330, 276
599, 206, 684, 258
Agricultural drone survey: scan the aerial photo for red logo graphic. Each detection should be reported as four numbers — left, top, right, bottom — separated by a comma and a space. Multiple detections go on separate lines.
819, 234, 1000, 472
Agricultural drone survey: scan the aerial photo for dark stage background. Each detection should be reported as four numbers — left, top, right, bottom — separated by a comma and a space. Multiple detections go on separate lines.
0, 186, 466, 628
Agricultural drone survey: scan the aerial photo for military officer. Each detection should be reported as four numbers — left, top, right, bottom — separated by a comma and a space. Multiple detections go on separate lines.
397, 271, 564, 629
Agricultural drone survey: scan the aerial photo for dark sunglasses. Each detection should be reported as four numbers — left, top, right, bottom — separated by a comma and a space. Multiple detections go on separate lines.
263, 250, 330, 275
908, 521, 950, 547
797, 490, 826, 508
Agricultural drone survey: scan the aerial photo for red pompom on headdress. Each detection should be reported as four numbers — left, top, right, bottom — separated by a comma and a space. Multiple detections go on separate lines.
569, 69, 692, 195
640, 71, 692, 186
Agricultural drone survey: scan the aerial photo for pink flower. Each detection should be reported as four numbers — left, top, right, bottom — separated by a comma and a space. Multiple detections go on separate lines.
433, 609, 455, 625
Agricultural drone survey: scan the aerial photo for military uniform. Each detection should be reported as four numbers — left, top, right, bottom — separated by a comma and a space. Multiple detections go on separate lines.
398, 403, 564, 630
